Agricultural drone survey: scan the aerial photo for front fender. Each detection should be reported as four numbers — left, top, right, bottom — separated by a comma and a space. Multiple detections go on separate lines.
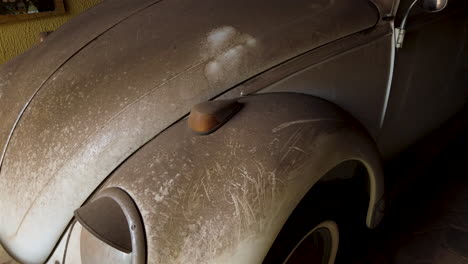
0, 0, 379, 262
100, 93, 384, 263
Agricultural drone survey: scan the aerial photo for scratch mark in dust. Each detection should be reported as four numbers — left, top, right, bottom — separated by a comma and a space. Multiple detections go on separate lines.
272, 118, 339, 133
280, 129, 303, 162
280, 126, 301, 153
290, 146, 306, 153
201, 176, 211, 202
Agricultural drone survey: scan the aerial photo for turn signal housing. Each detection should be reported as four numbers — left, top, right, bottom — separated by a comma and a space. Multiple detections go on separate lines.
188, 99, 242, 135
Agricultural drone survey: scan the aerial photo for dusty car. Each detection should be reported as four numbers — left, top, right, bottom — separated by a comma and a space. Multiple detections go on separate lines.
0, 0, 466, 263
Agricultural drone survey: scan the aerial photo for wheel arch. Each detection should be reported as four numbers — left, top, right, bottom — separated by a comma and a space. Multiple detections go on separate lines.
316, 156, 385, 229
96, 92, 384, 263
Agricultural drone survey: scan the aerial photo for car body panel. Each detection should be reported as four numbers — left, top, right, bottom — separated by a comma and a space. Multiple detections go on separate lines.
371, 0, 399, 18
260, 26, 393, 137
379, 5, 468, 158
89, 93, 384, 264
0, 0, 379, 262
0, 0, 160, 167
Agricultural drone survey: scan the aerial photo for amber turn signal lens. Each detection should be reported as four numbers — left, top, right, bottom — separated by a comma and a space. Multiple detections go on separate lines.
188, 99, 242, 135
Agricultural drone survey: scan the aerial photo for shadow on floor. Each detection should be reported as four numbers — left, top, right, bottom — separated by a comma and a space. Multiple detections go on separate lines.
349, 127, 468, 263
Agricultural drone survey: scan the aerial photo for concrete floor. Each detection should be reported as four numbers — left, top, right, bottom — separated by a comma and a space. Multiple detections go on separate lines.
348, 128, 468, 263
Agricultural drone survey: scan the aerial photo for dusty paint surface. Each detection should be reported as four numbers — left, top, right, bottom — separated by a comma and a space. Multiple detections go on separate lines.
0, 0, 101, 64
0, 0, 378, 262
101, 93, 383, 263
204, 26, 258, 84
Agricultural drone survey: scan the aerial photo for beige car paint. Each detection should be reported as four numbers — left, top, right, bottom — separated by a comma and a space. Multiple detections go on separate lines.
0, 0, 379, 262
0, 0, 162, 169
49, 93, 385, 264
0, 0, 464, 262
95, 93, 384, 263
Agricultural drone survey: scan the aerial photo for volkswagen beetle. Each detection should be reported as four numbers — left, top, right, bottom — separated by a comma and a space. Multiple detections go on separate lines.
0, 0, 467, 263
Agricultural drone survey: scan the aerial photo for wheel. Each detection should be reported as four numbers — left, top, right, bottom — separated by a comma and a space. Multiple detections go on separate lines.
263, 163, 370, 264
283, 221, 339, 264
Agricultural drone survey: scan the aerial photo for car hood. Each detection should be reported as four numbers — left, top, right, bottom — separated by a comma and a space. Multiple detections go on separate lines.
0, 0, 377, 262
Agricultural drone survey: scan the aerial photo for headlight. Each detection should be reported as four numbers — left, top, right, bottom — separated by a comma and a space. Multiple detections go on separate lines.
65, 221, 132, 264
48, 188, 145, 264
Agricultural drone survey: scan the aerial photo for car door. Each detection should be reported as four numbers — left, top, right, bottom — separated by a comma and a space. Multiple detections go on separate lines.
379, 0, 468, 159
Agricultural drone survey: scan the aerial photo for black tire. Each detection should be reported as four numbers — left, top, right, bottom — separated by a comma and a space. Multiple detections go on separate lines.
263, 168, 370, 264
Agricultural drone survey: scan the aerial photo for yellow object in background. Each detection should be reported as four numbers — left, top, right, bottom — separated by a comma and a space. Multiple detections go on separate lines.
0, 0, 101, 64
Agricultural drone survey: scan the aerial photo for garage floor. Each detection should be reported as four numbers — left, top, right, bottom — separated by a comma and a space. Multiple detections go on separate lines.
348, 125, 468, 263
